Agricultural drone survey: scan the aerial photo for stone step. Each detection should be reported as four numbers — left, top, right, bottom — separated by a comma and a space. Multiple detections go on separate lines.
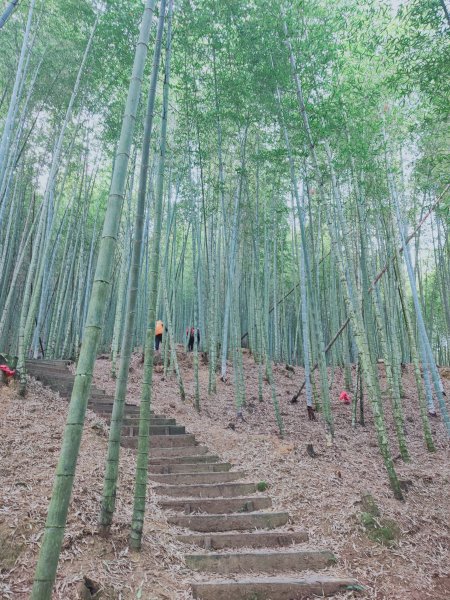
34, 369, 81, 387
37, 379, 108, 395
27, 367, 71, 377
191, 576, 361, 600
36, 378, 110, 397
154, 482, 257, 498
96, 409, 156, 418
121, 434, 196, 449
121, 424, 185, 437
25, 358, 72, 370
89, 402, 140, 413
148, 434, 196, 448
26, 361, 70, 368
87, 400, 129, 409
150, 453, 219, 465
44, 378, 99, 388
160, 496, 272, 514
100, 415, 176, 426
150, 446, 210, 459
150, 471, 245, 486
186, 549, 336, 574
36, 382, 110, 401
26, 359, 71, 365
86, 395, 112, 403
30, 372, 87, 383
150, 462, 230, 474
168, 512, 289, 532
29, 371, 143, 415
177, 531, 309, 550
35, 382, 120, 406
29, 371, 104, 387
90, 397, 118, 406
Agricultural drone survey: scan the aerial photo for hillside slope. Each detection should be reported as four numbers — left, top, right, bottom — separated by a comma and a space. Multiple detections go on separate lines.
0, 350, 449, 599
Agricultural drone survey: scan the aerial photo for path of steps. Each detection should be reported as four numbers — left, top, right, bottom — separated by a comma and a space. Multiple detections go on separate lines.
26, 360, 164, 443
27, 359, 361, 599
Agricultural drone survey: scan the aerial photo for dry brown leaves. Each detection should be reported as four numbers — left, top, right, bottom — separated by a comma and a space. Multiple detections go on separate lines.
0, 379, 191, 600
1, 351, 449, 599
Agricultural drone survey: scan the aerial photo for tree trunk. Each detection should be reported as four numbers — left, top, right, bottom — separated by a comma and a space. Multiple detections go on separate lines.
130, 0, 173, 550
31, 4, 156, 597
99, 0, 166, 534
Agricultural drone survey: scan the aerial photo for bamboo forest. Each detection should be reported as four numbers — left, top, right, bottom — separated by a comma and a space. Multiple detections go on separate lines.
0, 0, 449, 599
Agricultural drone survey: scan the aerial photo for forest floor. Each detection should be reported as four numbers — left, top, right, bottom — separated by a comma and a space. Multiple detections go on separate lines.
1, 348, 449, 599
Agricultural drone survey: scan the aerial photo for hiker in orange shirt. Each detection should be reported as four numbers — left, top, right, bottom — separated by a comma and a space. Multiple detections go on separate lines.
155, 320, 164, 351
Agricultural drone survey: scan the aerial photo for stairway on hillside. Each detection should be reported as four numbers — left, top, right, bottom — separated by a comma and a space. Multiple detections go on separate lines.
26, 359, 361, 599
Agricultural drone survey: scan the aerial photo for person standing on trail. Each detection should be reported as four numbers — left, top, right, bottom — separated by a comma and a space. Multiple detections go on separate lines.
186, 326, 200, 352
155, 320, 164, 351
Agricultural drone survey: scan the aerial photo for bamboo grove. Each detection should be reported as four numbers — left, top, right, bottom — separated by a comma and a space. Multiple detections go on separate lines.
0, 0, 449, 596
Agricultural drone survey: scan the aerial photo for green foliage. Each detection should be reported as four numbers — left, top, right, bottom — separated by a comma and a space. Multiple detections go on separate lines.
346, 584, 367, 592
389, 0, 450, 115
359, 492, 400, 546
360, 511, 401, 546
257, 480, 268, 492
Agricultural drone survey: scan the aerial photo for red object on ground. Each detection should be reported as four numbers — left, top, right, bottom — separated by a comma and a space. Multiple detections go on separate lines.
0, 365, 16, 377
339, 390, 351, 404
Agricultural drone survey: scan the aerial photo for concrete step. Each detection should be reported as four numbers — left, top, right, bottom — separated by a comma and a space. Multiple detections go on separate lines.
96, 409, 156, 418
26, 362, 71, 370
89, 402, 140, 413
154, 482, 258, 498
186, 549, 336, 574
149, 453, 218, 465
36, 377, 107, 394
100, 415, 176, 426
41, 383, 110, 400
191, 576, 360, 600
168, 512, 289, 532
26, 363, 167, 426
178, 531, 309, 550
27, 371, 144, 415
121, 434, 196, 449
36, 380, 110, 400
31, 374, 73, 384
30, 371, 105, 390
58, 385, 109, 397
150, 462, 231, 474
160, 496, 272, 514
121, 424, 185, 437
150, 446, 209, 459
150, 471, 245, 486
26, 359, 71, 366
35, 381, 116, 405
31, 373, 88, 384
26, 360, 70, 367
87, 400, 122, 409
27, 366, 71, 376
88, 396, 117, 404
